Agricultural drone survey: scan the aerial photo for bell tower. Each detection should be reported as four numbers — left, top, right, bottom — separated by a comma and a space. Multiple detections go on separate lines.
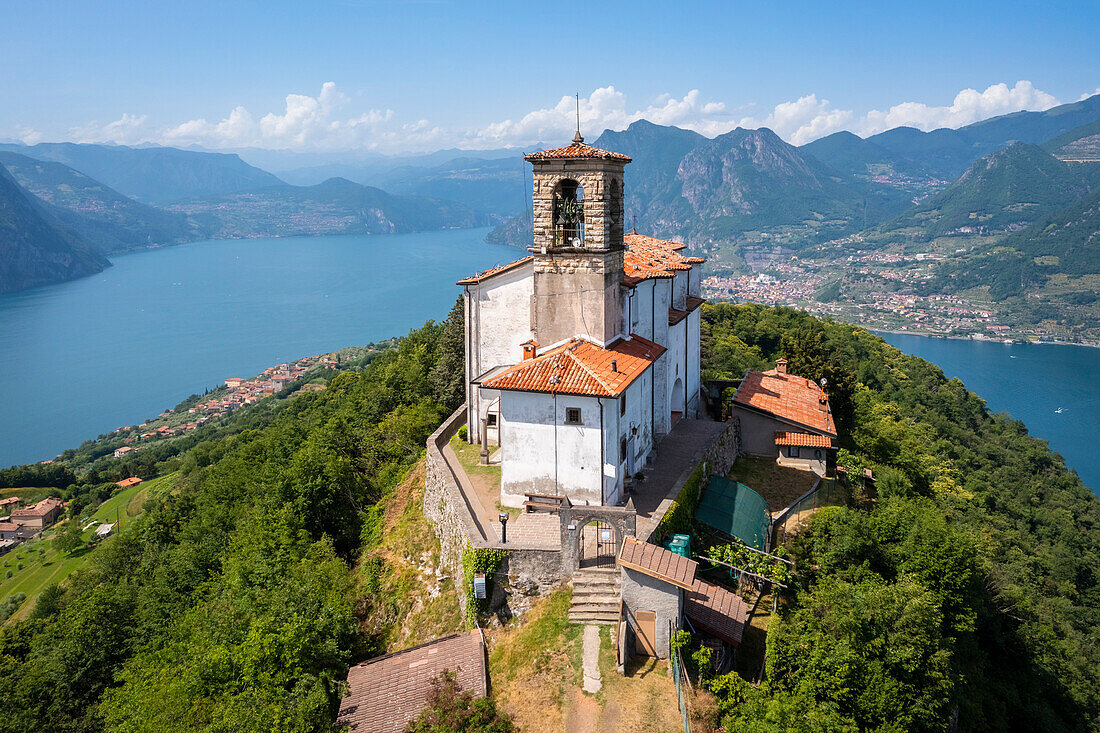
524, 133, 630, 346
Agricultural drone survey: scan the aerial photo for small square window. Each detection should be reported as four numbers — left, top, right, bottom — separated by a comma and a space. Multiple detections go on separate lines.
788, 446, 800, 459
486, 413, 497, 427
565, 407, 582, 425
813, 449, 822, 460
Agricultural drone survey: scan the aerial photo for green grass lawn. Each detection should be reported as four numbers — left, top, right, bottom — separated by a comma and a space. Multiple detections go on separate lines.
0, 473, 177, 623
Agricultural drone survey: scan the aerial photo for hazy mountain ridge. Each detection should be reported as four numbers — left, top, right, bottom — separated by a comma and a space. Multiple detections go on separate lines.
0, 164, 109, 294
168, 176, 491, 238
0, 142, 285, 204
0, 151, 213, 254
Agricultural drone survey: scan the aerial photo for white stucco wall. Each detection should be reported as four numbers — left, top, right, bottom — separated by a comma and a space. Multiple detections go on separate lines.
464, 262, 534, 442
666, 319, 687, 418
687, 307, 701, 417
672, 270, 688, 309
499, 391, 605, 508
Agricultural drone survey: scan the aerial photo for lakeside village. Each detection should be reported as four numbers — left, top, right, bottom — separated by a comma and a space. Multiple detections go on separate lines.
702, 236, 1091, 345
106, 353, 344, 461
337, 136, 869, 731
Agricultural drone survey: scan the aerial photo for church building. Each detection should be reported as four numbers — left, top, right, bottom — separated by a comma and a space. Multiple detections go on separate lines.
459, 133, 705, 508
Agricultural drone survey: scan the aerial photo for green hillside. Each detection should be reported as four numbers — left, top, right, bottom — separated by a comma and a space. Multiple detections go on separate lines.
0, 151, 212, 254
800, 129, 937, 184
1042, 118, 1100, 162
0, 164, 109, 294
880, 142, 1094, 237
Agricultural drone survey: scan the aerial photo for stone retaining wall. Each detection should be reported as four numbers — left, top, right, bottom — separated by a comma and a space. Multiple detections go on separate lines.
424, 405, 563, 618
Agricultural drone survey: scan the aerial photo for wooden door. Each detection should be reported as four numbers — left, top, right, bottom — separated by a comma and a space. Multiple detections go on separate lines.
635, 610, 657, 656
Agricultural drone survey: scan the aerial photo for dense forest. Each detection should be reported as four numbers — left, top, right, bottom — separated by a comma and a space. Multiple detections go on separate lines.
0, 300, 1096, 732
700, 303, 1100, 732
0, 303, 465, 732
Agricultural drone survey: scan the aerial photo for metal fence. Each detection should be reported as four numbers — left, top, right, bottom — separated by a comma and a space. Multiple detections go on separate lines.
670, 624, 692, 733
771, 476, 845, 545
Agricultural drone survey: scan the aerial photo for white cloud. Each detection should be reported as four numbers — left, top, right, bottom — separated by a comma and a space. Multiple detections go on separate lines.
734, 94, 855, 145
31, 79, 1081, 154
14, 126, 43, 145
1079, 87, 1100, 101
472, 86, 736, 146
858, 81, 1058, 136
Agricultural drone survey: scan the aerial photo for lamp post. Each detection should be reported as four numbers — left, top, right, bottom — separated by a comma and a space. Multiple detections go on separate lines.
498, 512, 508, 544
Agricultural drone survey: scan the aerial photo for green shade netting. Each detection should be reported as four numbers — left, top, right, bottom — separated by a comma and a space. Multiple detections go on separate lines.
693, 476, 771, 550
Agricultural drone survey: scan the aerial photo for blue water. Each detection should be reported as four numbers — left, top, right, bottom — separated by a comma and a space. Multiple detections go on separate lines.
0, 228, 519, 467
879, 333, 1100, 495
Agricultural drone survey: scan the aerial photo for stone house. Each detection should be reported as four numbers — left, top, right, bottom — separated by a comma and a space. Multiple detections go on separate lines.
10, 497, 64, 530
618, 537, 750, 659
730, 359, 837, 475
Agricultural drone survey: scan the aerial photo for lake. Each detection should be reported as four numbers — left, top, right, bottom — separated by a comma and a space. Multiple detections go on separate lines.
0, 228, 519, 467
1, 235, 1097, 496
879, 333, 1099, 495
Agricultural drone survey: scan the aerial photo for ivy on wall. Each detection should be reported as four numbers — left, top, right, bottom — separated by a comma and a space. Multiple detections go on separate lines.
655, 463, 706, 539
462, 543, 508, 627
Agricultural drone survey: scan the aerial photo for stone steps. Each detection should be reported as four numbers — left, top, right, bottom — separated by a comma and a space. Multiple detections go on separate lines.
569, 568, 621, 625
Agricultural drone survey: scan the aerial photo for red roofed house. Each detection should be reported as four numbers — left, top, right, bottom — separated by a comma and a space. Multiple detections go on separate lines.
731, 359, 837, 475
10, 497, 64, 530
116, 477, 143, 488
0, 521, 22, 540
337, 631, 488, 733
460, 134, 706, 507
618, 538, 748, 659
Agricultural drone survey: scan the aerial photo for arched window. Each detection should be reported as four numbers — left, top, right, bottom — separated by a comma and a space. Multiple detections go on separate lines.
608, 178, 623, 243
552, 179, 584, 247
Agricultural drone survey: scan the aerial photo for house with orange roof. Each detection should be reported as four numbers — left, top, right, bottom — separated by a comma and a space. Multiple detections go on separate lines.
731, 359, 837, 475
459, 134, 706, 507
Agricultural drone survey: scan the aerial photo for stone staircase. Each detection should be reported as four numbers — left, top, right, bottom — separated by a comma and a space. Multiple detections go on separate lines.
568, 567, 621, 624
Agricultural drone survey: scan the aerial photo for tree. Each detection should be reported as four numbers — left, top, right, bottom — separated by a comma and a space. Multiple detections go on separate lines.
52, 519, 83, 556
405, 671, 515, 733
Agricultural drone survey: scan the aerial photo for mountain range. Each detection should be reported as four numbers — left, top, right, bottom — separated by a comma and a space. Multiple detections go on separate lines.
167, 177, 489, 238
0, 142, 284, 204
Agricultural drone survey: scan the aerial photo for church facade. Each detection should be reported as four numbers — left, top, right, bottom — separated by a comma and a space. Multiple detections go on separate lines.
459, 135, 705, 508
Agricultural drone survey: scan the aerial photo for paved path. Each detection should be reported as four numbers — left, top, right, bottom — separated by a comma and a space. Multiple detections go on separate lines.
581, 624, 602, 693
630, 418, 726, 538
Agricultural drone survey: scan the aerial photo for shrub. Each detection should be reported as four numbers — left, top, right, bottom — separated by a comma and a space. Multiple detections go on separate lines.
462, 544, 507, 627
405, 671, 515, 733
655, 463, 706, 538
457, 425, 468, 441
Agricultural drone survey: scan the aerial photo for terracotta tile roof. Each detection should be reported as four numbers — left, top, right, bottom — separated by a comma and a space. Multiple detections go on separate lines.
524, 140, 631, 162
457, 256, 533, 285
0, 522, 19, 532
619, 537, 698, 590
0, 497, 19, 507
623, 233, 707, 283
774, 432, 833, 448
668, 296, 705, 326
684, 578, 749, 646
337, 631, 487, 733
482, 334, 665, 398
116, 477, 143, 488
734, 369, 836, 436
11, 497, 63, 518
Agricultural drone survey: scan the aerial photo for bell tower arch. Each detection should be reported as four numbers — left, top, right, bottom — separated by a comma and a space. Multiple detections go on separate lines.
524, 134, 631, 346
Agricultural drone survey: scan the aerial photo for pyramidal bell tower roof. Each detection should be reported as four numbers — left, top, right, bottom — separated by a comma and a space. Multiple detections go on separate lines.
523, 139, 631, 163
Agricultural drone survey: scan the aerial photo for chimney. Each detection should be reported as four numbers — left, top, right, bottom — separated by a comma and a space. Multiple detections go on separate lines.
521, 340, 539, 360
776, 358, 788, 375
611, 359, 618, 373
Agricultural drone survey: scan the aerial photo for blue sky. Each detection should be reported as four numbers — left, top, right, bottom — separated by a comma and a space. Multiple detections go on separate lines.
2, 0, 1098, 153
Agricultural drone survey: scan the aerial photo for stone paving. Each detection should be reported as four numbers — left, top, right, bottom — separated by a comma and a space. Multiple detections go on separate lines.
581, 624, 603, 693
631, 417, 726, 538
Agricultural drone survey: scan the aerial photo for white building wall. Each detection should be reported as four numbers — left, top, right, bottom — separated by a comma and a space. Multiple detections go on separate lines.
623, 280, 656, 342
601, 368, 656, 505
499, 391, 605, 508
666, 319, 687, 418
672, 270, 688, 309
687, 307, 702, 417
464, 263, 534, 442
